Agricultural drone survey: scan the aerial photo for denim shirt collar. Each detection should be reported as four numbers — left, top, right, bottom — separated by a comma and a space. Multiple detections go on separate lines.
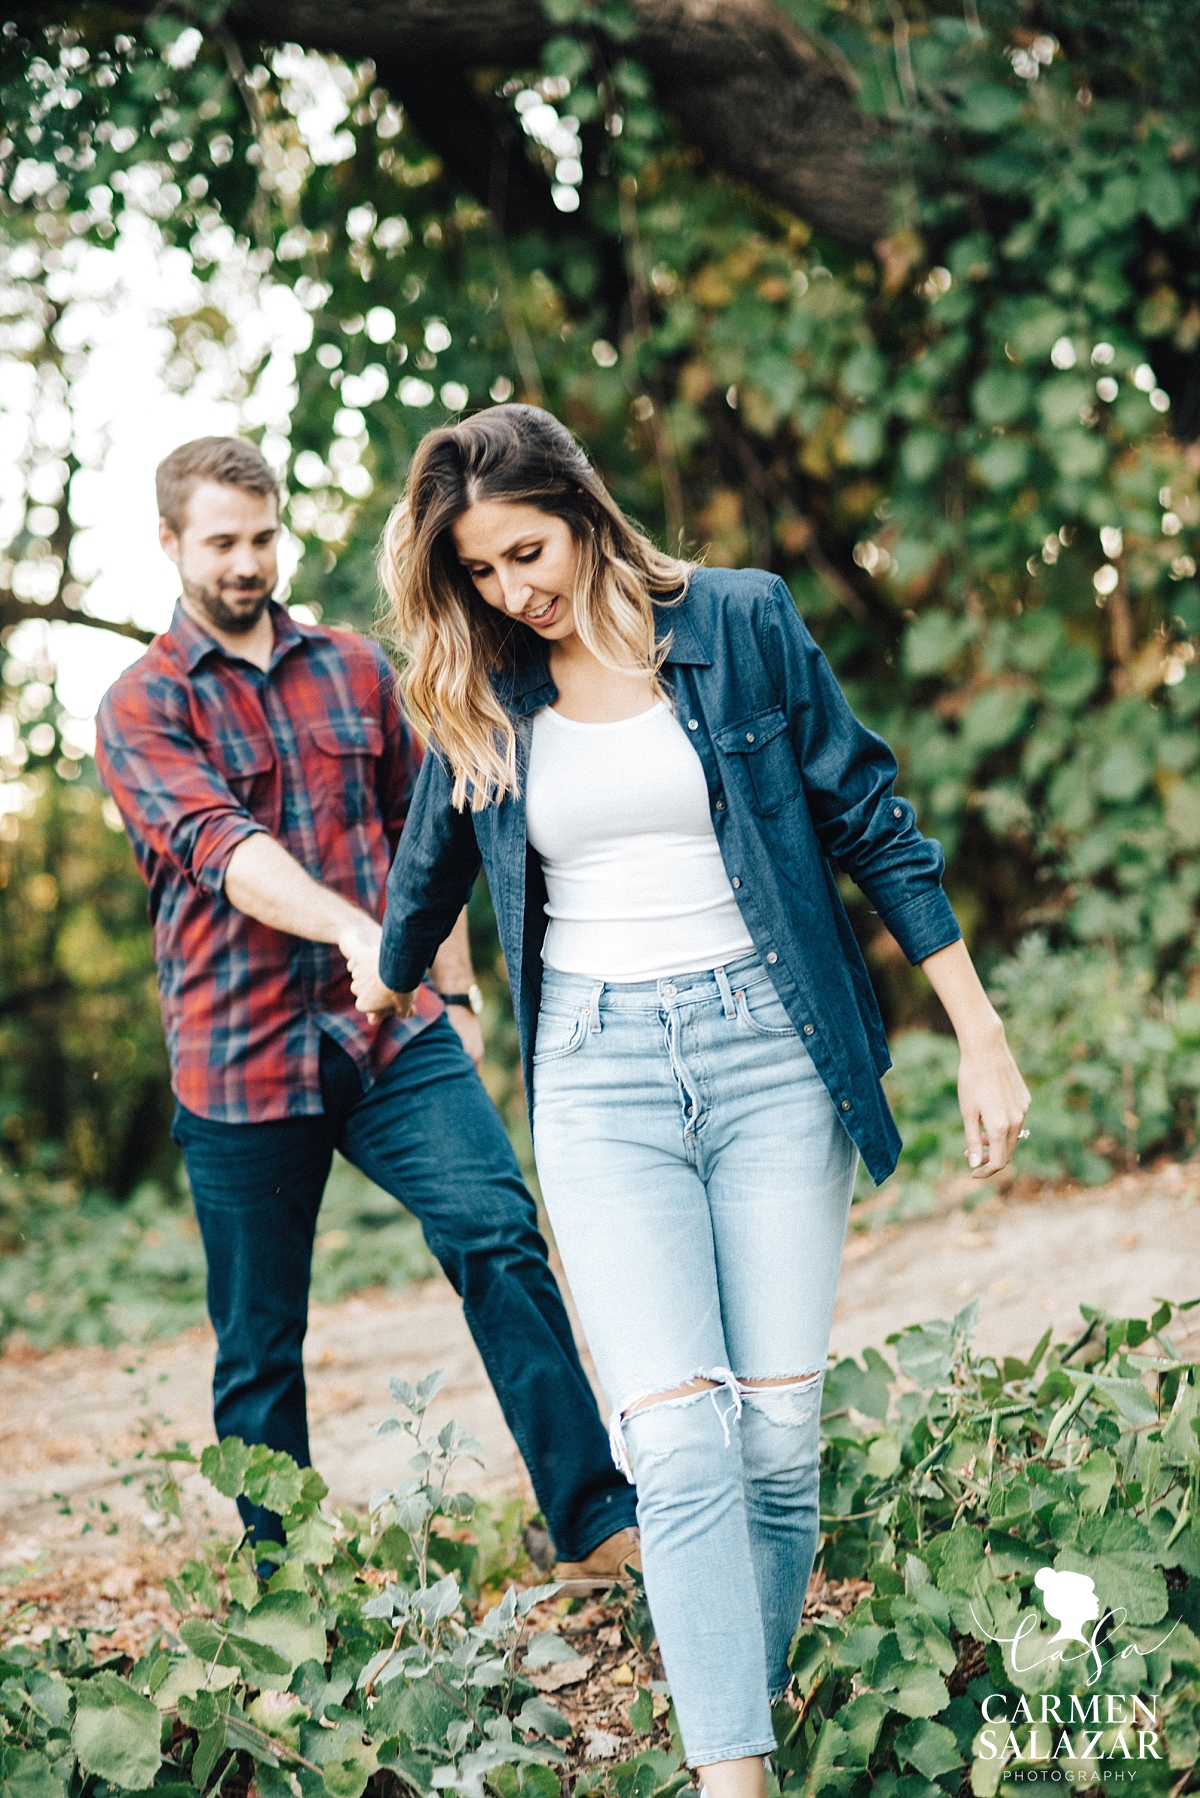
494, 590, 712, 717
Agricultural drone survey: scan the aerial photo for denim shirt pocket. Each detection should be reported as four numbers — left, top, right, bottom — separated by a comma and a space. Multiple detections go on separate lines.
312, 717, 384, 825
713, 706, 801, 817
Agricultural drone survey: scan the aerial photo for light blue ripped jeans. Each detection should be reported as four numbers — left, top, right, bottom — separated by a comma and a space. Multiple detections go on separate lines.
531, 951, 858, 1768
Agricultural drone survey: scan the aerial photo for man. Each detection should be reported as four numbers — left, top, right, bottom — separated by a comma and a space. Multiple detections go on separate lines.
96, 435, 637, 1573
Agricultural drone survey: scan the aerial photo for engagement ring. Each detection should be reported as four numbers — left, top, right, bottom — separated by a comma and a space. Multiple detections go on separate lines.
1018, 1128, 1031, 1140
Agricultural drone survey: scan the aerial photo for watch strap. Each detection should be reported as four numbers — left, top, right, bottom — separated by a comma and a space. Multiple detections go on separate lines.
438, 983, 483, 1015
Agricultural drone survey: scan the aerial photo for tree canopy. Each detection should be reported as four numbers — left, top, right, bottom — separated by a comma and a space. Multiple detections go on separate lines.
2, 0, 1200, 1189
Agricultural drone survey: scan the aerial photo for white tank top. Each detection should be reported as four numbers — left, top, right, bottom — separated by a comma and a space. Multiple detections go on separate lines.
525, 700, 755, 981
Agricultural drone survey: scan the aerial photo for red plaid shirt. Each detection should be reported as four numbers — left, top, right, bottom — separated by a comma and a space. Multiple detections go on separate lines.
96, 601, 442, 1122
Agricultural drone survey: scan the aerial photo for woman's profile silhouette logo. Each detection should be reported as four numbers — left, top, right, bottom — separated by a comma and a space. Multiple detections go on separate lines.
1034, 1566, 1101, 1643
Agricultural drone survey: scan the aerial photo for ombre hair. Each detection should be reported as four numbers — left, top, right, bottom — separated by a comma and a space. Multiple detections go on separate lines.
380, 405, 690, 810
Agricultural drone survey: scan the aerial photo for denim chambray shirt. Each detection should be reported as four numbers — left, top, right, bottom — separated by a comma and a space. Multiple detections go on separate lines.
380, 567, 962, 1184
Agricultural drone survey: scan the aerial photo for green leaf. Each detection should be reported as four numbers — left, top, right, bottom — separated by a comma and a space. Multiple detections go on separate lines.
71, 1674, 163, 1791
972, 436, 1030, 491
323, 1760, 369, 1798
1142, 167, 1189, 231
971, 369, 1031, 426
0, 1748, 65, 1798
192, 1720, 226, 1793
152, 1654, 238, 1709
903, 613, 976, 678
1161, 1375, 1200, 1465
1037, 376, 1091, 430
1048, 428, 1106, 482
243, 1447, 308, 1517
371, 1677, 465, 1753
524, 1634, 582, 1668
627, 1688, 654, 1736
1053, 1546, 1168, 1627
1074, 1448, 1115, 1516
178, 1618, 293, 1681
823, 1351, 892, 1421
894, 1717, 962, 1779
517, 1696, 574, 1741
891, 1320, 956, 1388
892, 1598, 957, 1675
935, 1526, 984, 1594
285, 1512, 338, 1568
238, 1590, 329, 1682
201, 1438, 252, 1500
958, 84, 1025, 133
838, 411, 885, 468
898, 430, 944, 483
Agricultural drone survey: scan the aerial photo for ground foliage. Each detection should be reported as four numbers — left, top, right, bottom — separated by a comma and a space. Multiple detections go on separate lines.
2, 3, 1200, 1185
3, 1301, 1200, 1797
0, 1150, 435, 1353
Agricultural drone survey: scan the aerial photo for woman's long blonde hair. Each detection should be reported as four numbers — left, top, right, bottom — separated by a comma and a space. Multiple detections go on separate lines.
380, 405, 691, 810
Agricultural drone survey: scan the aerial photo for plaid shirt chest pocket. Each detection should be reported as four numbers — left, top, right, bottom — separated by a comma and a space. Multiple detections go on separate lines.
311, 717, 384, 825
203, 731, 278, 824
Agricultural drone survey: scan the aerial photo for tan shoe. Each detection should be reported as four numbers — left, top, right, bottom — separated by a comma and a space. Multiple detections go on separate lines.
554, 1526, 642, 1586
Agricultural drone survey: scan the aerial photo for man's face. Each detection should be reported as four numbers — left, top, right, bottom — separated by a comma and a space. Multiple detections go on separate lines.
160, 480, 279, 634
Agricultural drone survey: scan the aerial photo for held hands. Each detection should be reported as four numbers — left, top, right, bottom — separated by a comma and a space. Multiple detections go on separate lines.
957, 1020, 1031, 1178
337, 917, 415, 1025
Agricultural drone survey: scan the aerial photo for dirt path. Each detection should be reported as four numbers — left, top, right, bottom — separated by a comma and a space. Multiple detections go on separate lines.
3, 1160, 1199, 1648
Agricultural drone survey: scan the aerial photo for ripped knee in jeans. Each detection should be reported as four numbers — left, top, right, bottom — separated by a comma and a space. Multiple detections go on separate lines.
607, 1368, 824, 1478
738, 1370, 824, 1427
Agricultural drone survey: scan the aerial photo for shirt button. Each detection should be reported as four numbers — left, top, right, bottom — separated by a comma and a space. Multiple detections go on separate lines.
803, 1024, 814, 1036
714, 798, 726, 811
893, 806, 902, 818
841, 1099, 851, 1111
688, 718, 699, 730
731, 877, 741, 888
745, 731, 755, 743
766, 952, 778, 965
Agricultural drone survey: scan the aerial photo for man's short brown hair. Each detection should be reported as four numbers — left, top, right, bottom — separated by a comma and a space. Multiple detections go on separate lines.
156, 436, 279, 533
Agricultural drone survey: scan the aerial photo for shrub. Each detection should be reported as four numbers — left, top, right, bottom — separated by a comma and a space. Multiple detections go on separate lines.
860, 935, 1200, 1217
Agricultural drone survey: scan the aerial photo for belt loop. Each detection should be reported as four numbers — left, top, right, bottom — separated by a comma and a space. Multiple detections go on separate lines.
588, 977, 605, 1034
713, 963, 736, 1021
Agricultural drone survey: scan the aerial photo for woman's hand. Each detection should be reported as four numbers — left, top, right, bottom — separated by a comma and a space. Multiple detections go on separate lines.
956, 1025, 1031, 1177
918, 938, 1031, 1178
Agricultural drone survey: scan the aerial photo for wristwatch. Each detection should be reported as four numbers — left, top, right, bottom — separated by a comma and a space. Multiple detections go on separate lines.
438, 983, 484, 1015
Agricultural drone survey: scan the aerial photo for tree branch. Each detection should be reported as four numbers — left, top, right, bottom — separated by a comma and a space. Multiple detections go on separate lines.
57, 0, 893, 247
0, 591, 154, 645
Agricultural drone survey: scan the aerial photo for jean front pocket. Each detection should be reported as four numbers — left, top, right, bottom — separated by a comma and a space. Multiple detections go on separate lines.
733, 979, 798, 1038
533, 1003, 591, 1063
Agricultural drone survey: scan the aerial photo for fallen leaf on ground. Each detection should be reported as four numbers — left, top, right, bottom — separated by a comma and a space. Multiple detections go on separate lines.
530, 1653, 594, 1691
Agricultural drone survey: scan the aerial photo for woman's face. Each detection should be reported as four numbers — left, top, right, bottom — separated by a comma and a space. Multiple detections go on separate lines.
452, 500, 581, 642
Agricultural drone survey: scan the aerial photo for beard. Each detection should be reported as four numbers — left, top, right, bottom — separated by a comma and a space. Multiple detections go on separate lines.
182, 572, 273, 635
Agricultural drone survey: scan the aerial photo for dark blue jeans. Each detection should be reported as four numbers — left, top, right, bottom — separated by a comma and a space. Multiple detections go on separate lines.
172, 1017, 635, 1557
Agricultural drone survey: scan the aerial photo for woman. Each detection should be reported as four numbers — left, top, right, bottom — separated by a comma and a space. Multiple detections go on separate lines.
348, 406, 1029, 1797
